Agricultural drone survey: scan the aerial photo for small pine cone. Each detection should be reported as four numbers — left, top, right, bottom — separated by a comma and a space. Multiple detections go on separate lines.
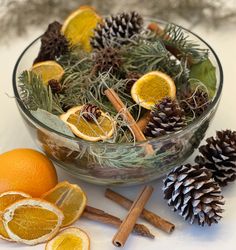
145, 97, 187, 138
34, 21, 69, 64
81, 104, 102, 122
179, 87, 210, 118
126, 71, 141, 93
163, 164, 224, 226
195, 130, 236, 187
92, 47, 122, 75
91, 11, 143, 49
48, 79, 62, 93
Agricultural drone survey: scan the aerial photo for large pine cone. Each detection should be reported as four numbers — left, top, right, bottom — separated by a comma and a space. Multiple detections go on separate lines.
179, 87, 210, 118
163, 164, 224, 226
34, 21, 69, 64
145, 97, 186, 138
92, 47, 122, 75
91, 11, 143, 49
195, 130, 236, 187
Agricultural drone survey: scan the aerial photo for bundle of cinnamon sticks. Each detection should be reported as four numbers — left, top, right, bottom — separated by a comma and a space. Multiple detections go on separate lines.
83, 186, 175, 248
86, 80, 175, 247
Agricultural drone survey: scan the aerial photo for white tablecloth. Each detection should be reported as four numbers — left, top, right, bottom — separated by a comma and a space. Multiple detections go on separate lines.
0, 24, 236, 250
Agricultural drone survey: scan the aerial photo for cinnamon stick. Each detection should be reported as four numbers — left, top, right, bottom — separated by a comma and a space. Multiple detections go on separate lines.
112, 186, 153, 247
136, 111, 151, 132
148, 22, 170, 40
83, 206, 154, 239
105, 188, 175, 233
104, 88, 153, 154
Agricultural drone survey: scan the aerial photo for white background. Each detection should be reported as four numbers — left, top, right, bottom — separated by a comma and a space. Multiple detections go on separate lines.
0, 22, 236, 250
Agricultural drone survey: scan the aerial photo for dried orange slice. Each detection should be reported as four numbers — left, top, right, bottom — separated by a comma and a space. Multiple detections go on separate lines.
60, 106, 115, 142
2, 198, 64, 245
61, 6, 102, 52
131, 71, 176, 110
0, 191, 31, 241
46, 227, 90, 250
31, 60, 64, 85
42, 181, 87, 227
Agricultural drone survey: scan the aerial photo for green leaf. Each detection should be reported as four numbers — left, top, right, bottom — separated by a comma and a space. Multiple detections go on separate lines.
189, 59, 216, 97
31, 109, 75, 137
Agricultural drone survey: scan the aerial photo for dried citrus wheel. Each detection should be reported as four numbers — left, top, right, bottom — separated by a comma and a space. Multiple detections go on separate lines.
46, 227, 90, 250
42, 181, 87, 227
61, 6, 102, 52
2, 198, 64, 245
0, 191, 31, 241
60, 106, 115, 142
131, 71, 176, 110
31, 60, 64, 85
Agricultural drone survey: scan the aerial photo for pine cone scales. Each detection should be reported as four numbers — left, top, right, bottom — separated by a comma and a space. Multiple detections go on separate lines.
195, 130, 236, 186
48, 79, 62, 94
81, 104, 101, 122
92, 47, 122, 75
145, 97, 186, 138
91, 12, 143, 49
34, 21, 69, 64
163, 164, 224, 226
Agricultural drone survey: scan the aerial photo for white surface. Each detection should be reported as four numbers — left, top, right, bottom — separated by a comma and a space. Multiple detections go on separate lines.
0, 24, 236, 250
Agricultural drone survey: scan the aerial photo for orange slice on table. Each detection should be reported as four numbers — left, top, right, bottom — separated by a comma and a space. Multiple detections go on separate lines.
60, 106, 115, 142
131, 71, 176, 110
42, 181, 87, 227
46, 227, 90, 250
31, 61, 64, 85
0, 191, 31, 241
2, 198, 64, 245
61, 6, 102, 52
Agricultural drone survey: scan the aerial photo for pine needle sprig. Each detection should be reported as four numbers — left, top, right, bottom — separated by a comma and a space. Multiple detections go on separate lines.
162, 24, 209, 64
18, 71, 65, 114
18, 70, 53, 112
121, 38, 189, 86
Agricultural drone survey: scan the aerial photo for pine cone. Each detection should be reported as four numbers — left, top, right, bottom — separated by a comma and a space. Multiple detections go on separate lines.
34, 21, 69, 64
91, 11, 143, 49
48, 79, 62, 94
126, 71, 141, 93
195, 130, 236, 187
179, 87, 210, 118
163, 164, 224, 226
92, 47, 122, 75
81, 104, 102, 122
145, 97, 187, 138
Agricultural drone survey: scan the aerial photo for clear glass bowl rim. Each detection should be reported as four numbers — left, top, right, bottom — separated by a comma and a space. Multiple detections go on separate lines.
12, 19, 223, 147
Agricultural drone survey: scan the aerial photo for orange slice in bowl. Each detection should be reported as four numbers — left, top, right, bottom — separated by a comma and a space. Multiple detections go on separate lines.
61, 6, 102, 52
0, 191, 31, 241
2, 198, 64, 245
60, 106, 115, 142
46, 227, 90, 250
131, 71, 176, 110
31, 60, 64, 85
42, 181, 87, 227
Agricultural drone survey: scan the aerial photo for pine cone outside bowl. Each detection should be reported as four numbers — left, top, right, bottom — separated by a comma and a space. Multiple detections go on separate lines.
163, 164, 224, 226
12, 18, 223, 186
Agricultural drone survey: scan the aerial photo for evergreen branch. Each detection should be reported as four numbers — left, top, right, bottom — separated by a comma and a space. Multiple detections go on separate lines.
18, 71, 64, 114
162, 24, 209, 64
18, 71, 53, 112
122, 39, 189, 86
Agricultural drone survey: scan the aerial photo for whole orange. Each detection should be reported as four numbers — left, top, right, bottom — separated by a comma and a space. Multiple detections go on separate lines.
0, 148, 58, 197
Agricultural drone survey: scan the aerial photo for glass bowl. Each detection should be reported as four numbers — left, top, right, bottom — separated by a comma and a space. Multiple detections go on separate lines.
12, 20, 223, 186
